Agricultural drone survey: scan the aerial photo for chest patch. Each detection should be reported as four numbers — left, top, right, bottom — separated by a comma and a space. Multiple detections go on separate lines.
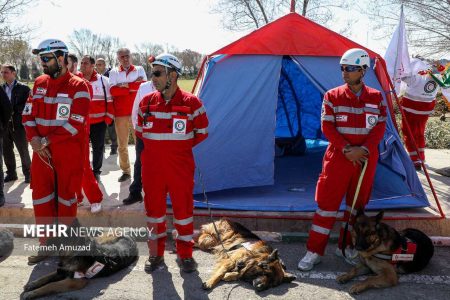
366, 114, 378, 129
143, 121, 153, 129
36, 87, 47, 95
173, 118, 187, 134
336, 115, 348, 122
56, 103, 71, 120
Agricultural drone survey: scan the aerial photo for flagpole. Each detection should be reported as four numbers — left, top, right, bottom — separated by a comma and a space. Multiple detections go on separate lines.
392, 4, 403, 88
290, 0, 295, 13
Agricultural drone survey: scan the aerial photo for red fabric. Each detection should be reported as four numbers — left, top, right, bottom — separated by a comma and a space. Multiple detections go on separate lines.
306, 84, 386, 255
212, 13, 378, 57
77, 133, 103, 204
111, 80, 145, 117
24, 72, 90, 245
87, 73, 114, 124
137, 88, 208, 258
401, 111, 429, 165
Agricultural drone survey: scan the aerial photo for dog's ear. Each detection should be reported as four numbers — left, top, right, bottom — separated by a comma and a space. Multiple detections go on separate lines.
375, 211, 384, 224
283, 273, 296, 283
268, 249, 279, 262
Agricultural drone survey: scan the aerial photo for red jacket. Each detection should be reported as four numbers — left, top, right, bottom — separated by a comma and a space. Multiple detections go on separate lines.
86, 71, 114, 124
136, 88, 209, 150
321, 84, 387, 155
22, 72, 90, 145
109, 65, 146, 117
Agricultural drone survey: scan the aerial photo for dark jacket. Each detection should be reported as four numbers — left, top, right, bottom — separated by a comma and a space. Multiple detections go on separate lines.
0, 87, 12, 134
2, 80, 31, 128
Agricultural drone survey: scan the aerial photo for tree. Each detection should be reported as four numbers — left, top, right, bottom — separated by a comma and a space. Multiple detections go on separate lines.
212, 0, 354, 32
0, 37, 30, 66
31, 59, 40, 79
0, 0, 33, 39
134, 42, 165, 76
19, 62, 29, 80
366, 0, 450, 57
178, 49, 203, 77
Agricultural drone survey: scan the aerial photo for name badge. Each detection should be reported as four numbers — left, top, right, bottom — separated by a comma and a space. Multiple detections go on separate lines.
336, 115, 348, 122
392, 254, 414, 262
173, 118, 187, 134
85, 261, 105, 278
56, 103, 71, 120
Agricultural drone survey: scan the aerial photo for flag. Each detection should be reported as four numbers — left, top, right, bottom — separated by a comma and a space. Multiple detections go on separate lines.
384, 5, 411, 96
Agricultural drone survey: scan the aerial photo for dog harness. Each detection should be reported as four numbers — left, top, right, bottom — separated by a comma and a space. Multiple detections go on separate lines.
227, 241, 258, 252
373, 237, 417, 264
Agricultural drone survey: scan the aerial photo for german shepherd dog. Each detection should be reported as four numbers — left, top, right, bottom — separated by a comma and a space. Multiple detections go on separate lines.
21, 222, 138, 300
197, 219, 296, 291
337, 210, 434, 294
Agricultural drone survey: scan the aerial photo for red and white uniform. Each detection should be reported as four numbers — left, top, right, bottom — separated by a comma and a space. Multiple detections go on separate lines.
135, 88, 208, 259
109, 65, 147, 116
88, 71, 114, 125
131, 81, 155, 129
306, 84, 386, 255
401, 59, 439, 166
22, 72, 90, 244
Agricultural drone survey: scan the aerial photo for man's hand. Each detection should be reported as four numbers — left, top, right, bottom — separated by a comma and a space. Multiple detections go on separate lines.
30, 136, 43, 152
37, 147, 52, 159
136, 76, 144, 81
344, 146, 368, 165
119, 82, 129, 88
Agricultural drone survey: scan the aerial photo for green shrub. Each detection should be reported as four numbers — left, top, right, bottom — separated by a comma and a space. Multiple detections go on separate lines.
425, 118, 450, 149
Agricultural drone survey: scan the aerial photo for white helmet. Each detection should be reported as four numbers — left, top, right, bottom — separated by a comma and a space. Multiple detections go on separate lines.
152, 53, 182, 75
32, 39, 69, 55
340, 48, 370, 69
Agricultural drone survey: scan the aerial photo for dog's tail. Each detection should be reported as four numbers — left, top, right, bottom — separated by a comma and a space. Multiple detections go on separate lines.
401, 228, 434, 273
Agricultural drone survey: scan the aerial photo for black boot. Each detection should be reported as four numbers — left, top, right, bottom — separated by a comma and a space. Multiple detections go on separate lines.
122, 193, 143, 205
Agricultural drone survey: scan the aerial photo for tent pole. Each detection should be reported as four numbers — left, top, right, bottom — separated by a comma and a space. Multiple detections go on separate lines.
192, 56, 208, 94
380, 58, 445, 219
290, 0, 295, 13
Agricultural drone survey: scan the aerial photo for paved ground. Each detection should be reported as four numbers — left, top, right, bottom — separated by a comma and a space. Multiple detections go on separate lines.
1, 239, 450, 300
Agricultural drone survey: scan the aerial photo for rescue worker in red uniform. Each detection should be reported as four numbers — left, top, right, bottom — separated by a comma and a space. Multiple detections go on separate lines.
400, 58, 439, 171
23, 39, 90, 264
298, 49, 387, 271
135, 53, 208, 273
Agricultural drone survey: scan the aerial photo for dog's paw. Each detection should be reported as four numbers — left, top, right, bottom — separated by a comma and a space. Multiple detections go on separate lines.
336, 274, 351, 284
23, 282, 38, 292
21, 291, 35, 300
349, 282, 366, 294
202, 281, 213, 290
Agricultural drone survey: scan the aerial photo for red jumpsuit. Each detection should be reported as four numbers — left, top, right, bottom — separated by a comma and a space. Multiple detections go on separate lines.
400, 71, 439, 167
135, 88, 209, 259
75, 73, 103, 205
22, 72, 90, 244
306, 84, 386, 255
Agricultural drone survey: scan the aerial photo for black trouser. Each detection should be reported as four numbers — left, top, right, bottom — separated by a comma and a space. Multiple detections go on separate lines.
2, 122, 31, 178
0, 136, 4, 197
90, 122, 107, 175
129, 136, 143, 195
106, 121, 118, 151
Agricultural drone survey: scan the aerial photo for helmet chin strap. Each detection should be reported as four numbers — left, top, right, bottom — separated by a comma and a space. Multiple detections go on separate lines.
51, 52, 63, 79
162, 66, 173, 101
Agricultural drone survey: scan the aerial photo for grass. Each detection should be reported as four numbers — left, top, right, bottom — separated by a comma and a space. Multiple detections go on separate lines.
178, 79, 196, 93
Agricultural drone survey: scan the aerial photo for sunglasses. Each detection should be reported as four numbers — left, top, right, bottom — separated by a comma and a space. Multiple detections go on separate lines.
40, 56, 55, 63
151, 70, 164, 77
341, 65, 362, 72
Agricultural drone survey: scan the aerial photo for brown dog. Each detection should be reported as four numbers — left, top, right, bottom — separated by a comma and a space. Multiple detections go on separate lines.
197, 219, 296, 291
336, 210, 434, 294
21, 233, 138, 300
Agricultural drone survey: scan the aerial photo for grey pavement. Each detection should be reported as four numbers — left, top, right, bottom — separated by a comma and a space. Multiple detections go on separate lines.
1, 239, 450, 300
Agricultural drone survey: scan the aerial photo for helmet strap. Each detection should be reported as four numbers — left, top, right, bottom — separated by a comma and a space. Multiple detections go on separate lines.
162, 66, 172, 100
52, 52, 63, 79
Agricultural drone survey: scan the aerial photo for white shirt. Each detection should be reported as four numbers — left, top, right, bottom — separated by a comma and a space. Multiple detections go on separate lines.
108, 65, 147, 87
131, 81, 156, 129
402, 58, 439, 102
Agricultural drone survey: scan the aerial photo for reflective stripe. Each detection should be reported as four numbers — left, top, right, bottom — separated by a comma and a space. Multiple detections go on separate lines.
33, 94, 44, 99
74, 91, 91, 99
345, 206, 357, 215
321, 115, 335, 122
44, 96, 72, 105
311, 224, 330, 235
63, 123, 78, 135
105, 113, 114, 119
33, 193, 54, 205
24, 121, 37, 127
176, 234, 193, 242
173, 216, 193, 226
192, 106, 206, 118
323, 99, 334, 108
364, 107, 380, 114
341, 222, 353, 231
142, 132, 194, 141
152, 112, 175, 119
408, 151, 418, 156
195, 128, 208, 134
336, 127, 370, 135
418, 148, 425, 152
58, 196, 77, 207
378, 116, 387, 122
146, 216, 166, 223
333, 106, 380, 115
404, 92, 436, 102
135, 125, 142, 133
315, 209, 337, 218
403, 107, 434, 115
35, 118, 66, 126
92, 94, 107, 100
148, 232, 167, 240
89, 113, 106, 118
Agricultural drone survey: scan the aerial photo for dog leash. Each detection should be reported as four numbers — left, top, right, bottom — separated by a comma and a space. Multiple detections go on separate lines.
342, 159, 368, 258
196, 167, 232, 259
